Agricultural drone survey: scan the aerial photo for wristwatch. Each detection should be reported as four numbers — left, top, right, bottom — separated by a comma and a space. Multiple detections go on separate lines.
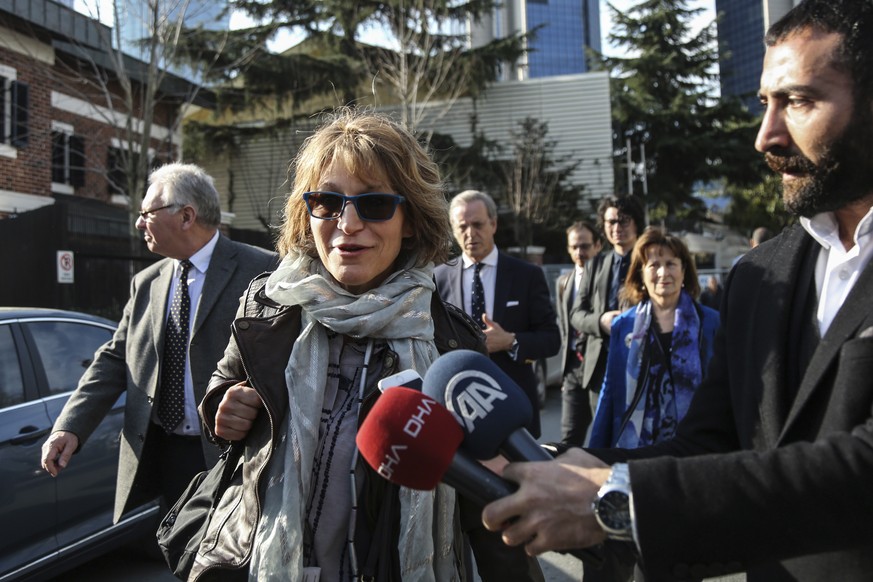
592, 463, 634, 541
508, 336, 520, 359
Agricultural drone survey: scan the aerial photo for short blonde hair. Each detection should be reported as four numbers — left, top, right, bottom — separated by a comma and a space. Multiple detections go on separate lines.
277, 109, 452, 266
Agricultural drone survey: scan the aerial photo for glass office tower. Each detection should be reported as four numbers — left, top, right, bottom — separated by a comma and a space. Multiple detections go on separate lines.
526, 0, 601, 78
715, 0, 797, 112
470, 0, 601, 80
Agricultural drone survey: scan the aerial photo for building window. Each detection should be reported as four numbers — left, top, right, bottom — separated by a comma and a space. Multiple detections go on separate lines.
107, 145, 146, 199
1, 74, 29, 149
52, 123, 85, 192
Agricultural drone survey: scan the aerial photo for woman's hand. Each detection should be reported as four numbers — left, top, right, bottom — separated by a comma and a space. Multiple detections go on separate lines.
214, 382, 264, 441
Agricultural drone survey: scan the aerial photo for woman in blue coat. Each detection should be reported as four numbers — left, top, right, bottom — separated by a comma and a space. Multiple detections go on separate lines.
590, 228, 720, 448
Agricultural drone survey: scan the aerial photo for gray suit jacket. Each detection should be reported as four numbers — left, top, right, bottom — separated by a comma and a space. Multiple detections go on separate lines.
53, 235, 277, 521
594, 225, 873, 580
569, 250, 615, 390
555, 269, 580, 375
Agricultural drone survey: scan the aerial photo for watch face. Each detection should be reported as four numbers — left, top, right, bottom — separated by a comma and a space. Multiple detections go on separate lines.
598, 490, 630, 531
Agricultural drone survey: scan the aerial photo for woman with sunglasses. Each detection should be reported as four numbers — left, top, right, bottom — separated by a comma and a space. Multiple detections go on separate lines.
192, 109, 494, 581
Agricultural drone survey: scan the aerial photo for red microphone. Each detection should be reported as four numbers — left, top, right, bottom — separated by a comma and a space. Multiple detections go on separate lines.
356, 387, 519, 505
357, 386, 462, 489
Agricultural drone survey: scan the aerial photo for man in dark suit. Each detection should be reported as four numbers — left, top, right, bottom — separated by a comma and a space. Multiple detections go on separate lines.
556, 221, 601, 446
570, 195, 644, 424
41, 163, 277, 522
435, 189, 558, 582
483, 1, 873, 580
434, 190, 560, 438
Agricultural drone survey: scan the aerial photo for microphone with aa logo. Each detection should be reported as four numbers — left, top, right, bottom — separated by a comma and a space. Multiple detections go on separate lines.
422, 349, 552, 462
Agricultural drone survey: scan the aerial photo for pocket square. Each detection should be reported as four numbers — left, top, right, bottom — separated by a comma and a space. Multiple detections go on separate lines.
506, 300, 520, 307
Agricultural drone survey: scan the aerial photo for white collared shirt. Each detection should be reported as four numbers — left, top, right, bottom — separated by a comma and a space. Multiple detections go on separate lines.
461, 246, 499, 320
163, 230, 220, 435
573, 265, 585, 305
800, 206, 873, 336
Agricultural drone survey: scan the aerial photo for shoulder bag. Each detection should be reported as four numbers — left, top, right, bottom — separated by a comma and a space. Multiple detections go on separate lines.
156, 442, 245, 580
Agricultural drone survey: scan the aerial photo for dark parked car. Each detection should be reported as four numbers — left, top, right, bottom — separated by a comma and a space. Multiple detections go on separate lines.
0, 308, 160, 582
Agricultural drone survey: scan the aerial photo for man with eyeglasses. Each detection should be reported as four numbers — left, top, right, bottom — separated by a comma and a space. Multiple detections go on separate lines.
42, 163, 277, 527
435, 189, 559, 582
556, 221, 602, 447
570, 196, 645, 435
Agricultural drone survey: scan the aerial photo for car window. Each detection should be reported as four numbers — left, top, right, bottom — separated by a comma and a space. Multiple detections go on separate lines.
27, 321, 113, 396
0, 324, 25, 407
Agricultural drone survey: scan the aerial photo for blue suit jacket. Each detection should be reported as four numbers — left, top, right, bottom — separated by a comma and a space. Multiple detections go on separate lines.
434, 251, 560, 437
589, 301, 720, 448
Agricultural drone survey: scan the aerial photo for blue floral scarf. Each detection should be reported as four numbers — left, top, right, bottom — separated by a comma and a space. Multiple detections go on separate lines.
616, 290, 703, 448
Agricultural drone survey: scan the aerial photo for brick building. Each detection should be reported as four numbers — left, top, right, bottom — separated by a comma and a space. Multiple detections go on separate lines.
0, 0, 213, 317
0, 0, 207, 217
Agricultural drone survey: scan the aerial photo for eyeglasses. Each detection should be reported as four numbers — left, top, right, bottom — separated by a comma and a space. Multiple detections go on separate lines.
303, 191, 406, 222
604, 216, 632, 227
569, 243, 594, 251
138, 203, 176, 220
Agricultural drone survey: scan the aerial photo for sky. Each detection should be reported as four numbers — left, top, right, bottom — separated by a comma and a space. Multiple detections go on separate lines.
75, 0, 717, 56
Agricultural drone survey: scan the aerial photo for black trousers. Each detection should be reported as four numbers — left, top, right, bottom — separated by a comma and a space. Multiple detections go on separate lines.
459, 494, 545, 582
560, 361, 593, 447
149, 423, 207, 508
583, 541, 637, 582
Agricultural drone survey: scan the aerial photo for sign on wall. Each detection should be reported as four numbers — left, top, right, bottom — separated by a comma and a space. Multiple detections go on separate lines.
57, 250, 74, 284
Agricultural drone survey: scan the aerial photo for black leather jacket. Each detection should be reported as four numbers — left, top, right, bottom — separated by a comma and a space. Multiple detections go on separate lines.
192, 273, 485, 581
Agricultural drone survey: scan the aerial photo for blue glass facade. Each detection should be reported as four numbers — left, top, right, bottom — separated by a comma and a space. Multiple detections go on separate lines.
525, 0, 601, 78
715, 0, 765, 112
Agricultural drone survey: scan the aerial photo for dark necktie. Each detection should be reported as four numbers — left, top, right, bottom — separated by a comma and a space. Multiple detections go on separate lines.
158, 259, 192, 433
608, 253, 629, 311
471, 262, 486, 329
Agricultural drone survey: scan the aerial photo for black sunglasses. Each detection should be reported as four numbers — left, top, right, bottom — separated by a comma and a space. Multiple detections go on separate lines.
303, 191, 406, 222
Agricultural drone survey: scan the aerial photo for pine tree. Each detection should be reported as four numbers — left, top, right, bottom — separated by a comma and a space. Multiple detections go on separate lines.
175, 0, 525, 128
601, 0, 763, 219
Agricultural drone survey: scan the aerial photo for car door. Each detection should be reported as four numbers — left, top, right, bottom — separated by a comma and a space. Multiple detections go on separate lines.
0, 321, 59, 579
21, 318, 120, 552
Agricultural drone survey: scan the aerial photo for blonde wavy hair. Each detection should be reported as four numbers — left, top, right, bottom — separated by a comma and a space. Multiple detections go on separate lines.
277, 108, 452, 266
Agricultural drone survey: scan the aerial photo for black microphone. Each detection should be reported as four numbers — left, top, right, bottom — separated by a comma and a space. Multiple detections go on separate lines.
422, 349, 553, 462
